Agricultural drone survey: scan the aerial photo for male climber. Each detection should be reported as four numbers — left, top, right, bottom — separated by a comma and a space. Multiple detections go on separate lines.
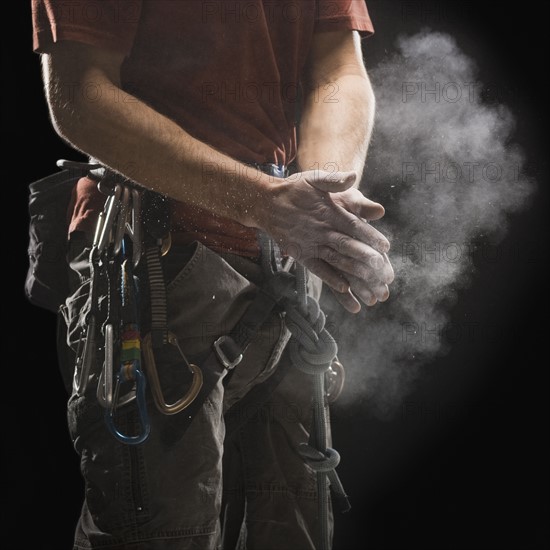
31, 1, 394, 548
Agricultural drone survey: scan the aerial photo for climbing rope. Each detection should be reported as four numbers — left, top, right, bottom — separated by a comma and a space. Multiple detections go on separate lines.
259, 233, 350, 550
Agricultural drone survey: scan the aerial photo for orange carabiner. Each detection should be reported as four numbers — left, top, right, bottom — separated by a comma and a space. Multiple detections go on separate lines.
142, 332, 203, 415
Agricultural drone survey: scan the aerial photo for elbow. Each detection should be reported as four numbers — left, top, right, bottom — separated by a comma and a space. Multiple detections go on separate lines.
363, 72, 376, 121
47, 86, 108, 159
48, 103, 76, 145
41, 52, 100, 153
46, 88, 89, 151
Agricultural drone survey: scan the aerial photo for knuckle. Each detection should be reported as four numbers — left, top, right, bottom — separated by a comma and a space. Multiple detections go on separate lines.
317, 203, 333, 220
319, 246, 338, 264
331, 234, 350, 254
376, 237, 389, 252
348, 216, 362, 234
368, 253, 384, 270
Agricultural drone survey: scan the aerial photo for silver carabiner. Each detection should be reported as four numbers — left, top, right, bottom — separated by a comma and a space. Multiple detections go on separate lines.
97, 323, 136, 408
112, 186, 141, 266
114, 186, 131, 256
129, 189, 142, 267
73, 315, 97, 396
98, 184, 123, 253
96, 323, 114, 407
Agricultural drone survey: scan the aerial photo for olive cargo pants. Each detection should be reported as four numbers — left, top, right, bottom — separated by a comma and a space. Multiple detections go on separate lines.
62, 233, 331, 550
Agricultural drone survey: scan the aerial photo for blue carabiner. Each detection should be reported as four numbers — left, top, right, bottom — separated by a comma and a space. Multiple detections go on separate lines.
105, 361, 151, 445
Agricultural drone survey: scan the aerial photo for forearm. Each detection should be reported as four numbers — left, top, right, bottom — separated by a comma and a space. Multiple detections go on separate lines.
297, 73, 375, 183
43, 59, 271, 229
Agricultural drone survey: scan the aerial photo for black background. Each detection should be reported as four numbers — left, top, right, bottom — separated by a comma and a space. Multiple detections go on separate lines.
3, 1, 549, 549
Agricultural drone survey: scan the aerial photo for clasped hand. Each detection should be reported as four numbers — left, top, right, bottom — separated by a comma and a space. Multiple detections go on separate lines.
261, 170, 394, 313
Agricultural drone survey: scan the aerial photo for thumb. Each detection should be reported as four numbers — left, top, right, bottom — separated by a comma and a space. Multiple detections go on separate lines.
301, 170, 357, 192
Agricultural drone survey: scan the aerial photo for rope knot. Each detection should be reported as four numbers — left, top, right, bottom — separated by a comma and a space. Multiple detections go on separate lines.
298, 444, 341, 473
284, 295, 337, 375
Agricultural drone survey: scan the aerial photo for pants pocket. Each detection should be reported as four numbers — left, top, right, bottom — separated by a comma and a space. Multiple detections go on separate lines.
68, 394, 151, 536
62, 278, 92, 351
165, 241, 258, 358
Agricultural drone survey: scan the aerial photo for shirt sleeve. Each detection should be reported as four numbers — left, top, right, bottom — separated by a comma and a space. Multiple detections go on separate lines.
315, 0, 374, 37
31, 0, 142, 55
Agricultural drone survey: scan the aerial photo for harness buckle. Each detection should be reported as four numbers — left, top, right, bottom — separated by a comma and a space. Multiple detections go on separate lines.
214, 335, 243, 370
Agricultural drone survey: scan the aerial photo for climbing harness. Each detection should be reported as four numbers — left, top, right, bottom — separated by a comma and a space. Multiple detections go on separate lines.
61, 160, 347, 549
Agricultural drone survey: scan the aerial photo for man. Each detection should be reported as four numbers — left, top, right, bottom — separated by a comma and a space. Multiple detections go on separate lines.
32, 1, 394, 548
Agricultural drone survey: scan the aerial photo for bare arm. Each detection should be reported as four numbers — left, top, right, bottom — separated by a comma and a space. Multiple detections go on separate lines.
42, 39, 392, 313
298, 30, 375, 180
288, 31, 393, 311
42, 41, 271, 228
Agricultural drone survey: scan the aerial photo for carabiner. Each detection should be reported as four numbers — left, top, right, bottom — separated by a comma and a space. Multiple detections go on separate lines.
112, 186, 142, 266
113, 186, 131, 256
142, 332, 203, 415
129, 189, 142, 267
325, 358, 345, 403
97, 323, 137, 408
105, 360, 150, 445
73, 315, 97, 396
98, 184, 123, 253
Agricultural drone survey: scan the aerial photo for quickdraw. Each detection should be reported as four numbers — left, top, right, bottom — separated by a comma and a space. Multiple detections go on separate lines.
70, 164, 203, 445
103, 252, 150, 445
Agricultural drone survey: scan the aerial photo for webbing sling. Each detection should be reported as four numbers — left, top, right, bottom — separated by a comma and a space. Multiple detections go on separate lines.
142, 230, 295, 434
142, 164, 296, 434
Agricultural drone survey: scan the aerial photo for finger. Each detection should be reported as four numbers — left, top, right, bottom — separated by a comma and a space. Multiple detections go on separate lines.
300, 257, 350, 294
325, 229, 390, 261
302, 170, 357, 193
317, 244, 387, 280
329, 287, 361, 314
328, 207, 390, 254
346, 271, 390, 305
362, 202, 385, 221
378, 284, 391, 302
383, 253, 395, 284
333, 189, 385, 221
354, 198, 384, 221
346, 275, 378, 306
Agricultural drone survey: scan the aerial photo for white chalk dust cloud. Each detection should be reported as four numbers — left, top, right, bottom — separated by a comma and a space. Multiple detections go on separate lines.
324, 31, 535, 416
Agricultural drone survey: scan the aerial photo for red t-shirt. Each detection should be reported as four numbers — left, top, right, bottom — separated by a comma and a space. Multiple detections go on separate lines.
32, 0, 374, 257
